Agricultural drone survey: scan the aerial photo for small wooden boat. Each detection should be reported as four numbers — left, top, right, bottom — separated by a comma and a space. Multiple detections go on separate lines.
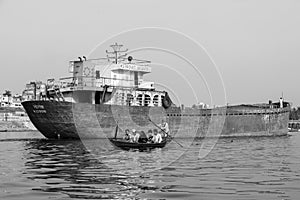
109, 138, 167, 150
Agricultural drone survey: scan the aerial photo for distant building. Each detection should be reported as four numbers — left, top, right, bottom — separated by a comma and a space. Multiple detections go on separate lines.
22, 81, 46, 101
22, 82, 36, 101
1, 90, 13, 107
0, 91, 30, 122
198, 102, 209, 109
191, 102, 209, 109
11, 94, 23, 108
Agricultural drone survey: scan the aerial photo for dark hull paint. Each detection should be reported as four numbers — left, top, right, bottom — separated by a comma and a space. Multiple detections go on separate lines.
22, 101, 290, 139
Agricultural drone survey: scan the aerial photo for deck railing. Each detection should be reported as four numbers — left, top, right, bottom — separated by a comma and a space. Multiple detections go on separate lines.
56, 76, 135, 89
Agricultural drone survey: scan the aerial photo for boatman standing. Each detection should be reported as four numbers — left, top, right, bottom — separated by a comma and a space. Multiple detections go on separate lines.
160, 119, 170, 137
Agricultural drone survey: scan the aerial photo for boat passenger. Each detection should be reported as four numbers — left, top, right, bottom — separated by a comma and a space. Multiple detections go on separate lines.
159, 119, 170, 137
131, 129, 140, 143
138, 131, 148, 143
152, 129, 162, 143
147, 129, 153, 142
123, 129, 131, 141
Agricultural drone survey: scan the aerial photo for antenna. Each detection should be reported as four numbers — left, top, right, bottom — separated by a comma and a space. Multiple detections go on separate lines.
106, 43, 128, 64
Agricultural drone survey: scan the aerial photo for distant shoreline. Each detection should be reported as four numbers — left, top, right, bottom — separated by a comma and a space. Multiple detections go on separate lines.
0, 129, 44, 140
0, 129, 38, 132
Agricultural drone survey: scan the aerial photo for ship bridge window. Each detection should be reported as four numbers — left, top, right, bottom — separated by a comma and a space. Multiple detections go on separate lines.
153, 95, 159, 106
144, 94, 151, 106
137, 94, 143, 106
126, 94, 134, 106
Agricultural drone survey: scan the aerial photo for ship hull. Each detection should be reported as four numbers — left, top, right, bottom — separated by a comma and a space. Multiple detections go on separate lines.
22, 101, 290, 139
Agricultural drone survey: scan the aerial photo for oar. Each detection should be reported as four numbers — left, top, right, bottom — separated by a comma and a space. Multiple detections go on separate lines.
147, 117, 184, 148
114, 122, 118, 139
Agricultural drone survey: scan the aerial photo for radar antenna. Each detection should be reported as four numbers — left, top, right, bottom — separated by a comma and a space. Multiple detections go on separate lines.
106, 43, 128, 64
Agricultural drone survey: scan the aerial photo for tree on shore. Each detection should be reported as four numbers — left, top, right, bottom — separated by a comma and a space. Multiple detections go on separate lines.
3, 90, 12, 97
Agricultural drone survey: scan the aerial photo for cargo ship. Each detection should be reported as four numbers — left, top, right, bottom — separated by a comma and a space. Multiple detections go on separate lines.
21, 44, 291, 139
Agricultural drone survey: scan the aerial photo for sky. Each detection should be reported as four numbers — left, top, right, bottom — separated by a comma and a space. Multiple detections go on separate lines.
0, 0, 299, 106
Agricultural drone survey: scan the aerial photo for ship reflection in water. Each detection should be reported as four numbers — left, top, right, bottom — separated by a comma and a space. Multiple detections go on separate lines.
1, 132, 300, 199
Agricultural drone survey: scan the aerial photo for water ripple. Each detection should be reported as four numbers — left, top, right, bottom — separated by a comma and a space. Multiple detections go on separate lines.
0, 133, 300, 199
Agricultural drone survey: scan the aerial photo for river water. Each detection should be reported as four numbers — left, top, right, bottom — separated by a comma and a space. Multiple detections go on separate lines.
0, 132, 300, 200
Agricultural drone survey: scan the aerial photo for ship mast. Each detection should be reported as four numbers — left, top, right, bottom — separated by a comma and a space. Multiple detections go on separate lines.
106, 43, 128, 64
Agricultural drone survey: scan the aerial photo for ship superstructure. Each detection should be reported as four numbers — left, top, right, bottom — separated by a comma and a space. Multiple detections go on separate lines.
45, 43, 170, 108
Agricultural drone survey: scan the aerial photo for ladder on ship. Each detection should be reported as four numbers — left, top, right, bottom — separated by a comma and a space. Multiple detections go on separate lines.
47, 86, 65, 101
